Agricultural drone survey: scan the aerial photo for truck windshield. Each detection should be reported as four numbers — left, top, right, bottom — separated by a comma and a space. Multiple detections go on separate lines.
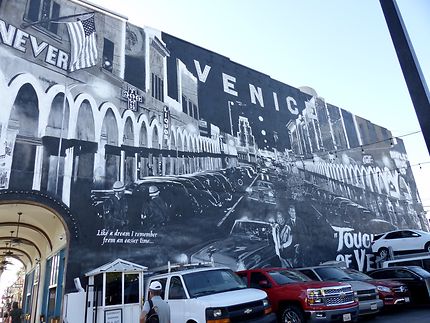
344, 269, 372, 281
315, 267, 352, 281
183, 269, 247, 298
269, 270, 310, 285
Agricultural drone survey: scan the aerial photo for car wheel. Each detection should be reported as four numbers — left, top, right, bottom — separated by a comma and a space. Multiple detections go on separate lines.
378, 247, 389, 260
280, 305, 305, 323
425, 242, 430, 253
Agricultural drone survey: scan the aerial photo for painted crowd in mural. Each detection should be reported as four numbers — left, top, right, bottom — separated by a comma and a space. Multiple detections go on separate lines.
0, 0, 428, 291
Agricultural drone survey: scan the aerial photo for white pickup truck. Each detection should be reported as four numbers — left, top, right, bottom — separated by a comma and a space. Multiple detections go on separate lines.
145, 265, 276, 323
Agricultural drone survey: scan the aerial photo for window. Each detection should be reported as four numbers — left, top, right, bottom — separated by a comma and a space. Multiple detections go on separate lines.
183, 269, 246, 298
385, 231, 403, 239
26, 0, 61, 34
250, 272, 269, 289
299, 269, 319, 281
151, 73, 164, 101
269, 270, 310, 285
369, 271, 389, 279
124, 274, 139, 304
236, 273, 248, 285
182, 96, 187, 114
168, 276, 187, 299
393, 270, 417, 279
106, 272, 122, 305
103, 38, 114, 72
402, 231, 420, 238
94, 274, 103, 306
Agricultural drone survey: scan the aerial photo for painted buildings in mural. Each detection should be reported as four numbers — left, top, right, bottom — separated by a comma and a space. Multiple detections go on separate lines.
0, 0, 428, 280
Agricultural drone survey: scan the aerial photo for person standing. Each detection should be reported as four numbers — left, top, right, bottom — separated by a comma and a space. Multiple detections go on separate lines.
103, 180, 129, 228
285, 204, 307, 267
140, 281, 170, 323
9, 301, 23, 323
275, 210, 293, 267
141, 186, 169, 228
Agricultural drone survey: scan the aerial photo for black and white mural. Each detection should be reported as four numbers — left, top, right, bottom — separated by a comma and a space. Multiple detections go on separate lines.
0, 2, 428, 292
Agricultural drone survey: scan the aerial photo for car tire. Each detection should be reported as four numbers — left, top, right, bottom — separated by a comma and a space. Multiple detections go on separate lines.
378, 247, 389, 260
280, 305, 305, 323
425, 242, 430, 253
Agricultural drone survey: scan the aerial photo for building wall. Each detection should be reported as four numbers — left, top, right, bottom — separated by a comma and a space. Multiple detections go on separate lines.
0, 0, 428, 299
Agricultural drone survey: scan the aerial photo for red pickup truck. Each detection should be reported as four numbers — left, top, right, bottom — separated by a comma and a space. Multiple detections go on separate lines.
237, 268, 359, 323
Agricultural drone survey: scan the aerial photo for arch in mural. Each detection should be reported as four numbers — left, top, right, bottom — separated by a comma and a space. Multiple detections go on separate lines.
8, 83, 39, 190
121, 110, 138, 146
99, 108, 120, 188
123, 117, 136, 184
149, 118, 161, 149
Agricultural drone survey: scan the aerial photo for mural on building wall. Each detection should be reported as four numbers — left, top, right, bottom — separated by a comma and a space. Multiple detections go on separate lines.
0, 2, 428, 292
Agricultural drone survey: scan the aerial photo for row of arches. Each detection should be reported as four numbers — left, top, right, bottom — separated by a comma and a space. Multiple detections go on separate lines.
0, 72, 224, 202
0, 73, 221, 153
303, 160, 411, 200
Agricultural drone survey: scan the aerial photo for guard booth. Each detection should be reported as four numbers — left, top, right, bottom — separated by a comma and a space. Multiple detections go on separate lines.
63, 259, 147, 323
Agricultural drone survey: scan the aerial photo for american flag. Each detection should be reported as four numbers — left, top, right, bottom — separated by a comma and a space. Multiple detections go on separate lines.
66, 14, 98, 71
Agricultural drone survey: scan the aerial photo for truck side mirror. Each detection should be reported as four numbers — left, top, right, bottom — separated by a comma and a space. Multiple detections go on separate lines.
258, 280, 271, 288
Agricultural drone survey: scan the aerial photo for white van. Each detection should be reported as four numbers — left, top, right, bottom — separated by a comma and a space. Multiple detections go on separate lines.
382, 253, 430, 272
145, 265, 276, 323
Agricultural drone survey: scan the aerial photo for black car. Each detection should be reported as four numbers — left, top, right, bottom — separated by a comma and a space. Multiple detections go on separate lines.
190, 219, 283, 270
367, 266, 430, 304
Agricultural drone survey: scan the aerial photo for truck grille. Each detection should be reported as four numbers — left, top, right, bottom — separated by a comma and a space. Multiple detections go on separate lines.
227, 300, 267, 322
356, 289, 378, 301
322, 286, 355, 306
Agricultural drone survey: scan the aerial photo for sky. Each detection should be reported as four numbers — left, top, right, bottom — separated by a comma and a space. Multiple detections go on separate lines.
87, 0, 430, 218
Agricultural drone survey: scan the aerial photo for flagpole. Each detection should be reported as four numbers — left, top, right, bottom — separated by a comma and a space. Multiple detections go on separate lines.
21, 12, 95, 29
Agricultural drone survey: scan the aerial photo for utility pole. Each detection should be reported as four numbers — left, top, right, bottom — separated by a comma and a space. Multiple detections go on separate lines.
379, 0, 430, 154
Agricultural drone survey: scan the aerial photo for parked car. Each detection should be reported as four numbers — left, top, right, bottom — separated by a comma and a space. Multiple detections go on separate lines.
190, 219, 283, 270
367, 266, 430, 304
296, 266, 383, 316
246, 180, 277, 205
371, 229, 430, 260
344, 268, 410, 307
237, 268, 359, 323
145, 265, 276, 322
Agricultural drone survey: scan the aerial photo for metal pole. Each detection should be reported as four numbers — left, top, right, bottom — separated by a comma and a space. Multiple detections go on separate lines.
21, 12, 95, 29
228, 101, 233, 136
379, 0, 430, 154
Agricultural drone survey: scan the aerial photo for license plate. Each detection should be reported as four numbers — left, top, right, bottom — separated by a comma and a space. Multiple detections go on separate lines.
405, 297, 410, 302
343, 313, 352, 322
370, 303, 377, 310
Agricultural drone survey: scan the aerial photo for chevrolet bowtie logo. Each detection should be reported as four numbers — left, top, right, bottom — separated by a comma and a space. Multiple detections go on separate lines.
244, 308, 253, 314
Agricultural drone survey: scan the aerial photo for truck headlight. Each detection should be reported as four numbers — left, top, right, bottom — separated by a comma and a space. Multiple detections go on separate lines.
206, 308, 229, 323
377, 286, 391, 293
262, 298, 272, 314
307, 289, 324, 305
